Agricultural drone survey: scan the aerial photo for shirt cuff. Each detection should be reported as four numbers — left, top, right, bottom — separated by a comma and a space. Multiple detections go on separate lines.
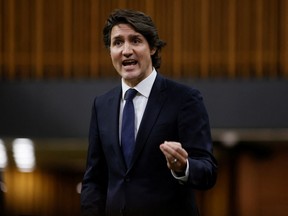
171, 159, 189, 183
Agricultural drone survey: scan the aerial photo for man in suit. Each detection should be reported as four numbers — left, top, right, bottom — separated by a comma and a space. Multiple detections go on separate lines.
81, 9, 217, 216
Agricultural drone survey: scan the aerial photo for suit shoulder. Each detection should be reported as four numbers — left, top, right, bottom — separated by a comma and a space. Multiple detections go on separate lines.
93, 85, 121, 104
99, 85, 121, 98
163, 77, 202, 97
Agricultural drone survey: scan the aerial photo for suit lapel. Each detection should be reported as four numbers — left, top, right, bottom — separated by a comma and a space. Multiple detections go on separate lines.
128, 75, 167, 171
107, 86, 127, 171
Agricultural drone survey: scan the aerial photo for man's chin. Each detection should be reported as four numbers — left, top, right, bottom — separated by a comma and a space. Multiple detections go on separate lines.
121, 70, 139, 79
122, 74, 141, 86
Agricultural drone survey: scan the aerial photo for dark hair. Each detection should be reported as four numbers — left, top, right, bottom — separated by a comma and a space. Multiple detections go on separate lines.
103, 9, 166, 69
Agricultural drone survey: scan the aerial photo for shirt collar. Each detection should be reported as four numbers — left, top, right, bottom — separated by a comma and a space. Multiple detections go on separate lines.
121, 68, 157, 99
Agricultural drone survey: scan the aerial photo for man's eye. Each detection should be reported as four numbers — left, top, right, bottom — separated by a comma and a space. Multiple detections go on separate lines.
113, 40, 123, 46
133, 39, 140, 44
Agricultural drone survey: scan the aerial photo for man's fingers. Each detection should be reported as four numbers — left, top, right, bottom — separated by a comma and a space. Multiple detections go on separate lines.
160, 141, 188, 164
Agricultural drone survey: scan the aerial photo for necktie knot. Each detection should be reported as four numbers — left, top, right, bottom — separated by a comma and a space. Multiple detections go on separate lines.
124, 89, 138, 101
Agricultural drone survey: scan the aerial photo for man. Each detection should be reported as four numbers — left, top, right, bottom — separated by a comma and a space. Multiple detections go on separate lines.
81, 9, 217, 216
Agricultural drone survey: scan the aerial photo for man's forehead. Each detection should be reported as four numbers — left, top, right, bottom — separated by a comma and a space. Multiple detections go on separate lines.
111, 24, 142, 38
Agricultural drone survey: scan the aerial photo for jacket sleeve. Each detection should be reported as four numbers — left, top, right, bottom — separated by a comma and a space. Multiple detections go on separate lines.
81, 98, 108, 216
178, 88, 217, 189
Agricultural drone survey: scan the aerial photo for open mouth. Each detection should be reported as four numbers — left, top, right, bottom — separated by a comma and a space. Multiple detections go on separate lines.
122, 59, 138, 66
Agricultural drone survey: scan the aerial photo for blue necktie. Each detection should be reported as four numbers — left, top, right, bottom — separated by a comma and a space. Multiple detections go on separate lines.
121, 88, 138, 167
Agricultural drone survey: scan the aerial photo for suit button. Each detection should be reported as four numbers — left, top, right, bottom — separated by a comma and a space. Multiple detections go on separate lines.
124, 177, 131, 182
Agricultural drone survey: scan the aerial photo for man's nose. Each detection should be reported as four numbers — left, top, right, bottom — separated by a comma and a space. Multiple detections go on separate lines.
122, 43, 132, 56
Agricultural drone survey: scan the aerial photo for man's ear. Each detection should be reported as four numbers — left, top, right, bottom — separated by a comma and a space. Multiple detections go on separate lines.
151, 48, 157, 55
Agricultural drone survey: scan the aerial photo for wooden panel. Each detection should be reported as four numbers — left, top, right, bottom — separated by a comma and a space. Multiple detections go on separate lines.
4, 168, 82, 216
0, 0, 287, 80
237, 146, 288, 216
35, 0, 43, 79
280, 0, 288, 77
0, 1, 2, 76
6, 0, 16, 79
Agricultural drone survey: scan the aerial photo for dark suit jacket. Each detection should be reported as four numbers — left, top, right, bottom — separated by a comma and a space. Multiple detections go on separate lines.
81, 74, 217, 216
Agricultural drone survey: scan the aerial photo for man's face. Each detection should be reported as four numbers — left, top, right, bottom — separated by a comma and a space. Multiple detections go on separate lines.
110, 24, 156, 87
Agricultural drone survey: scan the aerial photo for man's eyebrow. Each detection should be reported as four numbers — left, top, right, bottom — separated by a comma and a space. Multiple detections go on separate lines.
111, 33, 143, 41
111, 35, 123, 40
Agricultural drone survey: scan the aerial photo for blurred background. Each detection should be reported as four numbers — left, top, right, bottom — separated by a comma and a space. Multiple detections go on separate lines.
1, 0, 288, 215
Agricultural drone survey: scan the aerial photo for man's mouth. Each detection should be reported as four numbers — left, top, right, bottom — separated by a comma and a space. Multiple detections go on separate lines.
122, 59, 138, 66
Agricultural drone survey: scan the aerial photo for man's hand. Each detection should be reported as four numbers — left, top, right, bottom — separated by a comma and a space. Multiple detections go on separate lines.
159, 141, 188, 173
